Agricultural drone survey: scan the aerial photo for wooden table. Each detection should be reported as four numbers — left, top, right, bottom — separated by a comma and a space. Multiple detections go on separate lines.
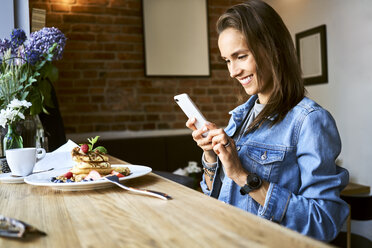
0, 156, 331, 248
341, 182, 371, 196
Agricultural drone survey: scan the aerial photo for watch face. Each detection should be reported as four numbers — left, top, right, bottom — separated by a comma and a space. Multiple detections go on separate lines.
240, 173, 262, 195
248, 173, 261, 189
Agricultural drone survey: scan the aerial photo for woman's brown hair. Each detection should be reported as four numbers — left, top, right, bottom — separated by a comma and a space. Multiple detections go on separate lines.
217, 0, 305, 131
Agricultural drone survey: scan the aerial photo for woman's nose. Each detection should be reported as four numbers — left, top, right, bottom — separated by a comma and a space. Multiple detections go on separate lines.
229, 62, 241, 78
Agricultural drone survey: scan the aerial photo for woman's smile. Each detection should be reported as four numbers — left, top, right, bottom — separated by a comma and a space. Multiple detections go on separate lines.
238, 74, 254, 85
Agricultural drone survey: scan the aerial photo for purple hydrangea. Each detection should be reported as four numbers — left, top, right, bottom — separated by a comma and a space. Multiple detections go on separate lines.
10, 28, 27, 49
0, 38, 11, 55
25, 27, 66, 62
25, 50, 41, 65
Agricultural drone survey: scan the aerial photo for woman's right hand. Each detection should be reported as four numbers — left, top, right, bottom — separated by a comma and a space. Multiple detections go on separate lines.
186, 117, 217, 154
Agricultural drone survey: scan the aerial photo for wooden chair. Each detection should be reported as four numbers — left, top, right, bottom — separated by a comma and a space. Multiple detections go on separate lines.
331, 194, 372, 248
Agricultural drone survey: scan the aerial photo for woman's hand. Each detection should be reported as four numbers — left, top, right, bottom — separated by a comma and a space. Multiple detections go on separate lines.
186, 117, 246, 181
209, 130, 246, 182
186, 117, 218, 163
186, 117, 216, 151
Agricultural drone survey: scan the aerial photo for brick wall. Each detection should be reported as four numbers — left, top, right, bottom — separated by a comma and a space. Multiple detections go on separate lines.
29, 0, 246, 134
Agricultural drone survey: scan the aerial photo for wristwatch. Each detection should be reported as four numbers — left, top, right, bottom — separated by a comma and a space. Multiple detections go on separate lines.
240, 173, 262, 195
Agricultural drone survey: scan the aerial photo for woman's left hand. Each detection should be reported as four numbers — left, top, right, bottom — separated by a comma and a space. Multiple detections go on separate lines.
209, 127, 246, 182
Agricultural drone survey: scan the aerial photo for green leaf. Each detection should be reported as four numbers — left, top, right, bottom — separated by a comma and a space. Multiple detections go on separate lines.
38, 78, 54, 108
27, 88, 42, 115
41, 63, 59, 83
47, 65, 59, 83
93, 146, 107, 154
88, 136, 99, 146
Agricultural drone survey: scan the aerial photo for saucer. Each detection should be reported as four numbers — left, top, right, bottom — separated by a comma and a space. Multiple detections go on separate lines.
0, 172, 25, 184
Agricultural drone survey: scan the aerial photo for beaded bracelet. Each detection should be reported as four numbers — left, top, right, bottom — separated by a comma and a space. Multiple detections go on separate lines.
203, 168, 215, 182
202, 153, 217, 172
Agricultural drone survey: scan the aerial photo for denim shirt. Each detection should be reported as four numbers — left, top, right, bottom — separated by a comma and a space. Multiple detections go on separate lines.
200, 95, 349, 242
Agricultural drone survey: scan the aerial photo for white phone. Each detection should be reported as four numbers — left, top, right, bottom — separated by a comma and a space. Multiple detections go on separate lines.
174, 93, 209, 137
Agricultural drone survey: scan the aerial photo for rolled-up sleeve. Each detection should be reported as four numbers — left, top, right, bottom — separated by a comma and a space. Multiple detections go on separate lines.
259, 109, 349, 242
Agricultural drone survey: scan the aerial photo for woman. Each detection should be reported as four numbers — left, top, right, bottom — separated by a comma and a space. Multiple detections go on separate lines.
186, 0, 349, 242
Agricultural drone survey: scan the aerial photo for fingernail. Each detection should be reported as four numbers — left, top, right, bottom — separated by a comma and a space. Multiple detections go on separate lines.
202, 126, 208, 131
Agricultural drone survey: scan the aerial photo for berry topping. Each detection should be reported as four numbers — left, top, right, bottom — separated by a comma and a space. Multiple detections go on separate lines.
84, 170, 102, 181
64, 171, 73, 179
110, 170, 125, 178
81, 144, 89, 153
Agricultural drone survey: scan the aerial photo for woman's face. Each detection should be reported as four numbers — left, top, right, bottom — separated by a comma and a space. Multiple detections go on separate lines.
218, 28, 271, 104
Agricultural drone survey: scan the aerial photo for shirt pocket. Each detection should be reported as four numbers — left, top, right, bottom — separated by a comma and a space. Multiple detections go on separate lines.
246, 145, 285, 182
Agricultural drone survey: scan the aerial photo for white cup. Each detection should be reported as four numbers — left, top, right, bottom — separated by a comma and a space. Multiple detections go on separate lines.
5, 148, 46, 177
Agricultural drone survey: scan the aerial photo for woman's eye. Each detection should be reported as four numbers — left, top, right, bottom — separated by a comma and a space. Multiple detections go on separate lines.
238, 55, 247, 60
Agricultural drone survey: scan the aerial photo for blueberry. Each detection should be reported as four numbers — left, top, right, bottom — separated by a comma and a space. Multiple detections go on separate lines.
66, 179, 72, 183
50, 177, 56, 182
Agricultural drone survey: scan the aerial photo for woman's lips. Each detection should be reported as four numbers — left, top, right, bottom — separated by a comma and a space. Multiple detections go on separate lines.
239, 75, 253, 85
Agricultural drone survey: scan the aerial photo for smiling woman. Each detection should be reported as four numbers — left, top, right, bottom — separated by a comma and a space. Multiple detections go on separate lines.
184, 0, 350, 243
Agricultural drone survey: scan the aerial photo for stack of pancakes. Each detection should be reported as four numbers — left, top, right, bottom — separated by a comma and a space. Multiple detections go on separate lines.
70, 147, 112, 178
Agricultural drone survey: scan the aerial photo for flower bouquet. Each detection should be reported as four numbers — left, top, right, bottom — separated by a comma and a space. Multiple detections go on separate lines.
0, 27, 66, 154
0, 27, 66, 115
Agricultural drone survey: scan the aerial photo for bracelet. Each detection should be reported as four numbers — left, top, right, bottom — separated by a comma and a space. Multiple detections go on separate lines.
202, 153, 217, 172
203, 168, 215, 181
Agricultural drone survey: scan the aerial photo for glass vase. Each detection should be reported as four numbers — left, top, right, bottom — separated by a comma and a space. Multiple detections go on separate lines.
22, 115, 45, 149
3, 123, 23, 151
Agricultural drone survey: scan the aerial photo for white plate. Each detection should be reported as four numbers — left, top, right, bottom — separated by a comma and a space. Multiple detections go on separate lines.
0, 173, 25, 184
24, 164, 152, 191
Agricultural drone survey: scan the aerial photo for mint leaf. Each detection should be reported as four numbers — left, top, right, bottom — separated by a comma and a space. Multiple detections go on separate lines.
94, 146, 107, 154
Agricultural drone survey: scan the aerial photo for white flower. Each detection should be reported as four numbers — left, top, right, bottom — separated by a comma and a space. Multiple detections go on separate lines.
0, 98, 31, 127
17, 112, 25, 120
8, 99, 32, 109
185, 161, 201, 174
0, 109, 7, 128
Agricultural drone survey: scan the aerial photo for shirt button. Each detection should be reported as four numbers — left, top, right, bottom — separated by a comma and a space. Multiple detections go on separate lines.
237, 146, 241, 151
261, 152, 267, 160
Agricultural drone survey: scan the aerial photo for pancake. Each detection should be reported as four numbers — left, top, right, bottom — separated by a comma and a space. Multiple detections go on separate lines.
70, 166, 113, 175
71, 147, 109, 162
75, 161, 111, 169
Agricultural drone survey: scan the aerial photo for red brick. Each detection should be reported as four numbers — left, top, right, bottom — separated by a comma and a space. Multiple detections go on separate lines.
67, 33, 96, 41
51, 0, 76, 3
46, 13, 62, 23
71, 24, 91, 32
96, 16, 113, 24
117, 53, 142, 60
71, 6, 106, 14
63, 14, 96, 23
113, 17, 141, 26
51, 4, 70, 12
106, 8, 140, 17
77, 0, 108, 5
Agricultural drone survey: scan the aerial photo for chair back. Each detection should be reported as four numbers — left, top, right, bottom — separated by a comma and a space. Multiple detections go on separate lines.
341, 194, 372, 220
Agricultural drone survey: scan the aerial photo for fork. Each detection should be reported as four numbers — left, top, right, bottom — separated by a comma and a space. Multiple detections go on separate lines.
104, 175, 172, 200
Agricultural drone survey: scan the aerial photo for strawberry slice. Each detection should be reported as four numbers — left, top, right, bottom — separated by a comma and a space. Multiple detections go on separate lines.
84, 170, 102, 181
110, 170, 125, 178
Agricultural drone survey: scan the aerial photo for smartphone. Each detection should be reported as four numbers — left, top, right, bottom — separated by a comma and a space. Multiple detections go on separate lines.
174, 93, 209, 137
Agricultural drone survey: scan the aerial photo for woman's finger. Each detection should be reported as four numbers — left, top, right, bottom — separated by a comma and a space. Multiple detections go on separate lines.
211, 130, 229, 147
186, 117, 197, 130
